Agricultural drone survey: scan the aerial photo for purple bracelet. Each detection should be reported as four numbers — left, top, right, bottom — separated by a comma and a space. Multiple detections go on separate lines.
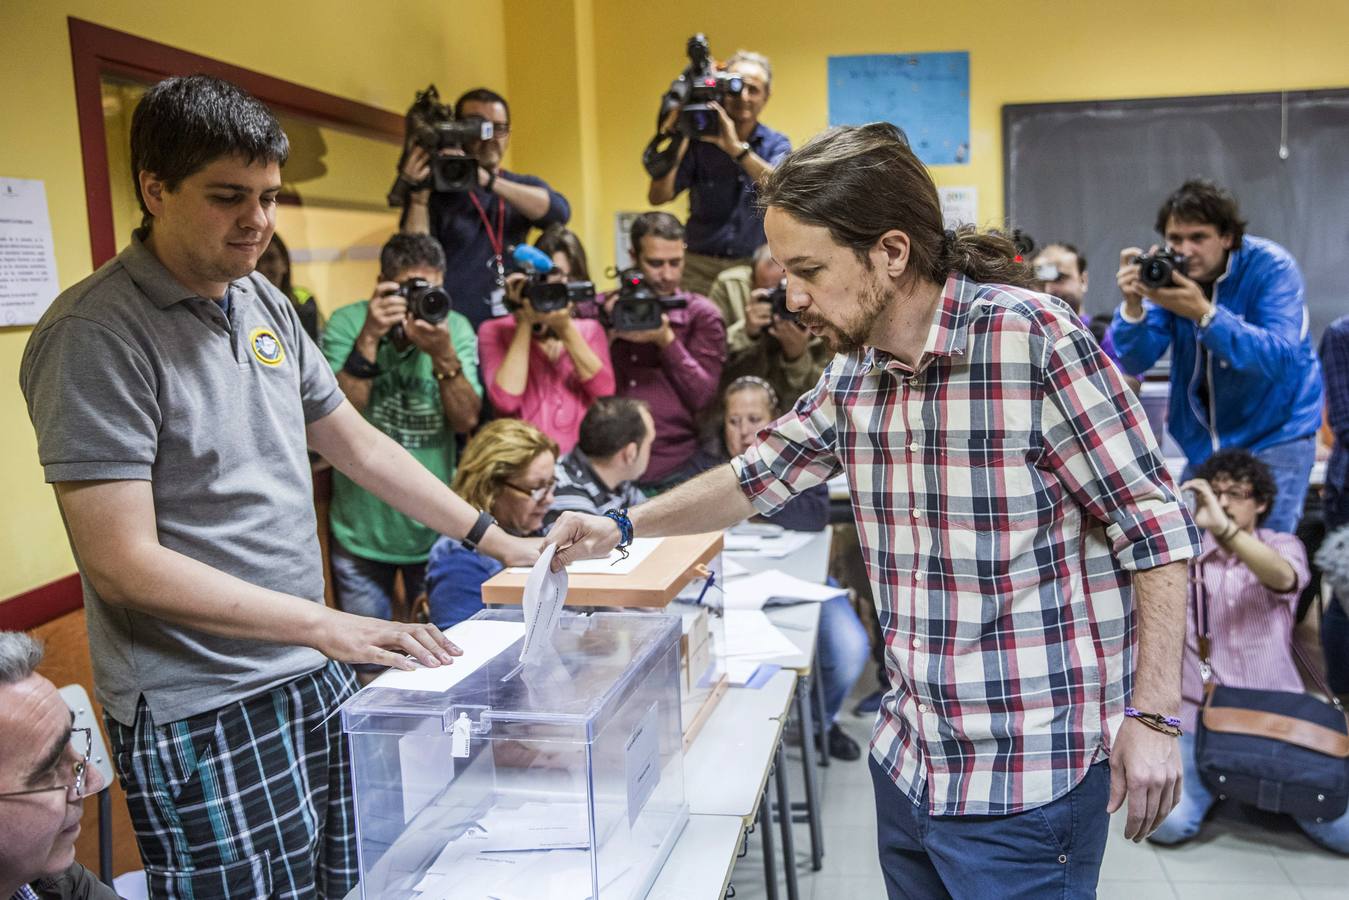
1124, 707, 1182, 728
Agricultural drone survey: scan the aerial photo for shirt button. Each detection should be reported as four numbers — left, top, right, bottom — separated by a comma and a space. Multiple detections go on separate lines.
908, 441, 918, 452
629, 380, 637, 388
911, 509, 919, 519
917, 703, 929, 714
912, 638, 922, 649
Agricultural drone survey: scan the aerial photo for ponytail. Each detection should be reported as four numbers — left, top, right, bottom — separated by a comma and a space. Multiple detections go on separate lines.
938, 225, 1037, 289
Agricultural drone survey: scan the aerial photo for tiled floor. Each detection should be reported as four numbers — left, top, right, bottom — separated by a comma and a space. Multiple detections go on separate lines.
724, 697, 1349, 899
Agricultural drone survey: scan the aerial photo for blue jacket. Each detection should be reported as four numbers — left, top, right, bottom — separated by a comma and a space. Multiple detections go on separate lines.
1109, 235, 1323, 467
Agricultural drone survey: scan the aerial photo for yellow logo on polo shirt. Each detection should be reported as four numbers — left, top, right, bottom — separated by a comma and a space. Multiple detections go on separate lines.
249, 327, 285, 366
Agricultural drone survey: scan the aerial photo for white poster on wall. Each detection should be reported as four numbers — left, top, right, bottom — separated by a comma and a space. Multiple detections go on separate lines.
938, 185, 978, 229
614, 211, 641, 272
0, 178, 61, 326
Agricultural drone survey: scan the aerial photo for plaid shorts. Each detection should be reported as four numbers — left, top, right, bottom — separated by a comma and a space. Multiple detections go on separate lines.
106, 661, 359, 899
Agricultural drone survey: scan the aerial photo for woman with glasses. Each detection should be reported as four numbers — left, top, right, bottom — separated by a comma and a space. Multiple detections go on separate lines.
1149, 448, 1349, 853
423, 420, 557, 629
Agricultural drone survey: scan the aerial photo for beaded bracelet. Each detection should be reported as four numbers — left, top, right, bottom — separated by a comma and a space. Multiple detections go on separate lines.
603, 508, 633, 561
1124, 707, 1183, 737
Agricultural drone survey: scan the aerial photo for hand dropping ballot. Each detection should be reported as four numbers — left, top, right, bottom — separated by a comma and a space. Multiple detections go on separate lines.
517, 542, 567, 666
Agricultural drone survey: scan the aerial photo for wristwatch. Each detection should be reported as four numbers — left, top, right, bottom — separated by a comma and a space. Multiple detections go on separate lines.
1197, 306, 1217, 330
462, 510, 495, 552
734, 142, 752, 162
434, 363, 462, 383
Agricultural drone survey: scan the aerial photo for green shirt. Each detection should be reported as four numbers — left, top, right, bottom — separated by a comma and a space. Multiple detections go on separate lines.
321, 301, 481, 563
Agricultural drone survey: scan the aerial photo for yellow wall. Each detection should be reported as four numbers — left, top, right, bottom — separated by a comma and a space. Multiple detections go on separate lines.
0, 0, 509, 601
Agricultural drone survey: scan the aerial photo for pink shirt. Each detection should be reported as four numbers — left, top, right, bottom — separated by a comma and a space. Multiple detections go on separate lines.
477, 317, 614, 454
1180, 528, 1311, 732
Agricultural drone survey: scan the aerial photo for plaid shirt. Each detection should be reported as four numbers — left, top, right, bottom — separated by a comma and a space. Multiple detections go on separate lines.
733, 273, 1200, 815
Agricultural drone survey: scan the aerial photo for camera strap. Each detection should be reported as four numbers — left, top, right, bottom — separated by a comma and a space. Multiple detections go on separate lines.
469, 192, 507, 288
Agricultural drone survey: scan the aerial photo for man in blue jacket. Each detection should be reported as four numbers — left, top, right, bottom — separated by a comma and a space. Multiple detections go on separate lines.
1109, 179, 1323, 532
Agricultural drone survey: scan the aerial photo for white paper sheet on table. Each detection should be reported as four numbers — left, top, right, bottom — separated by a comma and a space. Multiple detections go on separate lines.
369, 619, 525, 693
722, 530, 815, 558
715, 570, 845, 610
506, 536, 661, 576
719, 609, 800, 659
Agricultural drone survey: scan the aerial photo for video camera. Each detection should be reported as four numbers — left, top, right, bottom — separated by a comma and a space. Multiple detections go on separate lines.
642, 34, 744, 178
390, 85, 493, 200
1133, 248, 1188, 290
760, 279, 800, 325
606, 269, 686, 332
505, 244, 595, 314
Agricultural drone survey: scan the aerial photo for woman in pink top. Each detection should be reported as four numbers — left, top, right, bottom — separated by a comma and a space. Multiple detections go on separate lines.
1150, 449, 1348, 853
478, 228, 614, 453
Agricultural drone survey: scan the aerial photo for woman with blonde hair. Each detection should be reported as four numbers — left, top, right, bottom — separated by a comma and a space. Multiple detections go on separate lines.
424, 419, 558, 628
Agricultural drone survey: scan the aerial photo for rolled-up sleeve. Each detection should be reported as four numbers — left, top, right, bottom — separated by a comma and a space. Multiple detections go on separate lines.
732, 368, 843, 517
1039, 327, 1201, 571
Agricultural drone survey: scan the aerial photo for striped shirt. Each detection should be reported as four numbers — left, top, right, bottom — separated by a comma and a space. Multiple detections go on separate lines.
1181, 529, 1311, 732
545, 447, 646, 526
733, 272, 1200, 815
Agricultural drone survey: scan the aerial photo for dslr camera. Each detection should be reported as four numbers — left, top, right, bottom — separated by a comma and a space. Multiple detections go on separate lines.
607, 270, 687, 332
398, 277, 452, 324
392, 85, 494, 199
761, 280, 800, 325
642, 34, 744, 178
1133, 249, 1188, 290
504, 245, 595, 314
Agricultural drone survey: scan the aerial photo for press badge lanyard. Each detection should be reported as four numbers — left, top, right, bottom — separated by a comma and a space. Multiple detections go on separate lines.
469, 192, 507, 288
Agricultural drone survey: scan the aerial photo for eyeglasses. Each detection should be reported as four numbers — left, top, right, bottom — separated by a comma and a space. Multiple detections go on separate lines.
1210, 485, 1255, 502
488, 122, 510, 137
0, 727, 92, 801
502, 479, 555, 503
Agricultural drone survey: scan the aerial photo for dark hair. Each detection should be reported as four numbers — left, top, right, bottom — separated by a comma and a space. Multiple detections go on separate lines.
759, 123, 1035, 289
1155, 179, 1247, 244
535, 225, 590, 282
454, 88, 509, 122
131, 75, 289, 230
379, 232, 446, 279
1046, 241, 1087, 275
631, 211, 685, 254
578, 397, 650, 460
1194, 448, 1277, 525
260, 233, 295, 300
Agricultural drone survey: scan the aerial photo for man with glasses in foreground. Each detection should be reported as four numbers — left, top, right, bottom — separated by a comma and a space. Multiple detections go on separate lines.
0, 632, 117, 900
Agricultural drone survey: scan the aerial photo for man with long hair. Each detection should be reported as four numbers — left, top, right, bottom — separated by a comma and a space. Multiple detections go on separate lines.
549, 123, 1201, 897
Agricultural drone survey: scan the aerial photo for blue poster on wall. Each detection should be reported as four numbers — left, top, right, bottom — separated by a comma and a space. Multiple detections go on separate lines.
827, 52, 970, 165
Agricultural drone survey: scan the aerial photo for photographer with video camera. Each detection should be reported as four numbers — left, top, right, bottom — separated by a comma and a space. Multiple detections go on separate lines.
322, 233, 482, 623
1109, 179, 1323, 532
397, 86, 571, 331
597, 212, 726, 490
478, 232, 615, 453
711, 242, 831, 409
645, 39, 791, 297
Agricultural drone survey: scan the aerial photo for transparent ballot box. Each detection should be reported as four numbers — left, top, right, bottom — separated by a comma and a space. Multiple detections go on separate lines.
341, 609, 688, 899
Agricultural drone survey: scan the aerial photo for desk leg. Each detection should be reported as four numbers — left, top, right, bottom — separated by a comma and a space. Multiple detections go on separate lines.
812, 647, 830, 769
774, 742, 802, 900
758, 785, 780, 900
793, 679, 825, 870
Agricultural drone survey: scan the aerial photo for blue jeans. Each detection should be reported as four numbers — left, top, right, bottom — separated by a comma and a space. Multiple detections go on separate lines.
1324, 596, 1349, 695
329, 540, 427, 621
817, 593, 869, 725
1149, 731, 1349, 853
869, 756, 1111, 899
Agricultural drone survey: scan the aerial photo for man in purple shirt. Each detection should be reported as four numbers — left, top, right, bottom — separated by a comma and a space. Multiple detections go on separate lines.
602, 213, 726, 490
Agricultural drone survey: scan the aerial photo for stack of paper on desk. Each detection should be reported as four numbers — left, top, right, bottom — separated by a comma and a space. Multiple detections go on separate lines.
722, 530, 815, 558
715, 570, 846, 610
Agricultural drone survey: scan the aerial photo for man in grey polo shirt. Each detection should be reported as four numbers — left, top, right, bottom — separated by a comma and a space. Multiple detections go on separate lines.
19, 76, 535, 899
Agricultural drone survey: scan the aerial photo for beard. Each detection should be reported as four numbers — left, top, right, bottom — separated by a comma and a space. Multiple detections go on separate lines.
798, 272, 892, 355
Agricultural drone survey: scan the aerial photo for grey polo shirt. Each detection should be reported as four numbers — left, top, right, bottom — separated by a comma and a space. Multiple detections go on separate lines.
19, 230, 343, 725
